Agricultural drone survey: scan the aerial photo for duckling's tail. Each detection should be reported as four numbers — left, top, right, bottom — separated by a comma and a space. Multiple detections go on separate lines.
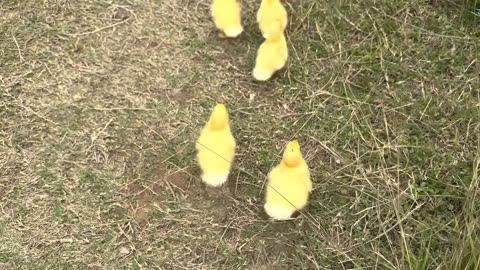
201, 173, 229, 187
224, 25, 244, 38
264, 203, 294, 220
253, 67, 273, 81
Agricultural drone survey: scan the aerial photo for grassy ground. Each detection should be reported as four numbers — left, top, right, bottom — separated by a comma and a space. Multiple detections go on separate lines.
1, 0, 479, 269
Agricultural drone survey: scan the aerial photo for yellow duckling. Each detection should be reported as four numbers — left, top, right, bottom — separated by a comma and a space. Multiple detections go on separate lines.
196, 104, 236, 186
211, 0, 244, 38
264, 140, 312, 220
257, 0, 288, 39
252, 29, 288, 81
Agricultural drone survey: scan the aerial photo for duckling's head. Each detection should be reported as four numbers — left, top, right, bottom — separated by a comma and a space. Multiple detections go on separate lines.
208, 104, 229, 130
282, 140, 303, 167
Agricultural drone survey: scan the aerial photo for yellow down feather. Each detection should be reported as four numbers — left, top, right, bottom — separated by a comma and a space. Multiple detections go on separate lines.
264, 140, 312, 220
196, 104, 236, 187
257, 0, 288, 39
253, 31, 288, 81
211, 0, 244, 37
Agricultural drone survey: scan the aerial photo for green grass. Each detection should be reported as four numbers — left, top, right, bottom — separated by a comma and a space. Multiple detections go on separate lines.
0, 0, 479, 269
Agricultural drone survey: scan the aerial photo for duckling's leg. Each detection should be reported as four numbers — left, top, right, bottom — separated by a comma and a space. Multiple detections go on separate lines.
218, 31, 228, 39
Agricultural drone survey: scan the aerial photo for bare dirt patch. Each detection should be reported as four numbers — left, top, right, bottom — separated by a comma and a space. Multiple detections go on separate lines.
125, 168, 193, 227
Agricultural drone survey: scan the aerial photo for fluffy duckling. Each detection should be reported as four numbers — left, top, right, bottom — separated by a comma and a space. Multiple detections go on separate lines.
264, 140, 312, 220
196, 104, 236, 186
211, 0, 244, 38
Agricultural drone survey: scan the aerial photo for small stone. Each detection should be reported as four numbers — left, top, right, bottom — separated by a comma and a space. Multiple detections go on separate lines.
119, 247, 129, 255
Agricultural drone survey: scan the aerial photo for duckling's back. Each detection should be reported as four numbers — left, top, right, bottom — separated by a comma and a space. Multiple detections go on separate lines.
196, 126, 235, 176
264, 163, 310, 219
257, 0, 288, 39
211, 0, 243, 37
253, 34, 288, 81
